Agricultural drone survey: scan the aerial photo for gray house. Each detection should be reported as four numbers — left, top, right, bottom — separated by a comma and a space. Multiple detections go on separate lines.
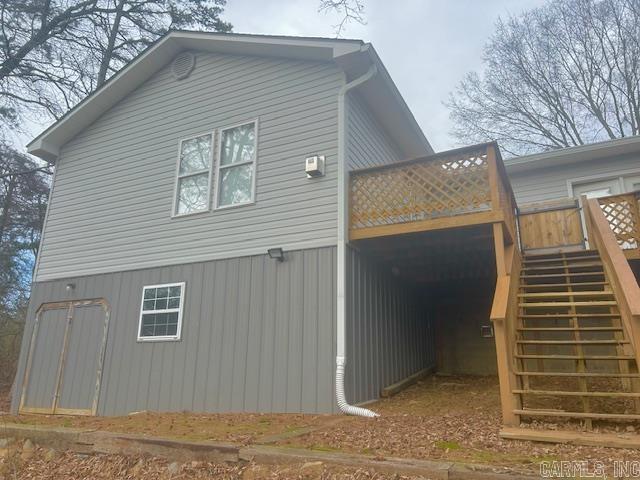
12, 31, 435, 416
12, 31, 640, 430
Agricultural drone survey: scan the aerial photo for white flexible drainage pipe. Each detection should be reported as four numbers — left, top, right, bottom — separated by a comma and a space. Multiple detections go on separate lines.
336, 356, 379, 417
335, 54, 379, 418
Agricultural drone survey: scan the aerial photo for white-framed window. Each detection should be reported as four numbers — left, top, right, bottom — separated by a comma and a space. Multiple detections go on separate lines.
174, 133, 214, 216
215, 121, 257, 208
137, 282, 185, 341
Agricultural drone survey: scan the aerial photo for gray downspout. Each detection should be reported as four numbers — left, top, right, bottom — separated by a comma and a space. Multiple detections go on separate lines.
335, 59, 379, 417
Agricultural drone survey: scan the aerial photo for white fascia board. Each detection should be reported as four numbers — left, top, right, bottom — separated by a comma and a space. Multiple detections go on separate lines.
505, 135, 640, 173
27, 34, 180, 161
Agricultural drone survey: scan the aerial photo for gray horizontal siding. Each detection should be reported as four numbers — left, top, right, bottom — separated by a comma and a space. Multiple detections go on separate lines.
508, 153, 640, 205
36, 51, 345, 281
346, 247, 435, 405
13, 247, 337, 415
346, 91, 404, 170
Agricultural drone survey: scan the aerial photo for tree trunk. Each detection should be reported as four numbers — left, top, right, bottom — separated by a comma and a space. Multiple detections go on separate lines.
96, 0, 126, 88
0, 175, 15, 247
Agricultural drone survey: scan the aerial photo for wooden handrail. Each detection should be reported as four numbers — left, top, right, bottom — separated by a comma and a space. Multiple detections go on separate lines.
583, 197, 640, 362
349, 142, 495, 175
490, 224, 522, 426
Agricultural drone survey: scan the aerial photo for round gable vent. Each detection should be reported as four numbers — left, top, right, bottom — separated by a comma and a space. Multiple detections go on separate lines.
172, 52, 195, 80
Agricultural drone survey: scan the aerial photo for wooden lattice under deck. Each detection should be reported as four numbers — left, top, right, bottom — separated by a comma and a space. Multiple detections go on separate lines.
349, 143, 516, 241
598, 191, 640, 257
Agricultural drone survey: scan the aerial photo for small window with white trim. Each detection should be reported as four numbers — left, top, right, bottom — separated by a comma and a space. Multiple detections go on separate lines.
138, 283, 185, 341
174, 134, 213, 215
216, 121, 257, 208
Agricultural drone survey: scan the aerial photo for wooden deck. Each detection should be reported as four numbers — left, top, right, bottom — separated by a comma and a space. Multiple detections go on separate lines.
349, 142, 517, 243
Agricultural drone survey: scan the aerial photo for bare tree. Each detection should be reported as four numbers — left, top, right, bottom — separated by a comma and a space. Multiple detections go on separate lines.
447, 0, 640, 155
0, 0, 231, 129
0, 143, 49, 311
318, 0, 366, 37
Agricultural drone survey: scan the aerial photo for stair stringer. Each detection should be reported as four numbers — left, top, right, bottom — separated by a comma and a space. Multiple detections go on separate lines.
490, 222, 523, 426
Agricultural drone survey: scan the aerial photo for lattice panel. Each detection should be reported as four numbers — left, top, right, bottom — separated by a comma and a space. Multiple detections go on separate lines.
598, 193, 640, 250
350, 149, 491, 230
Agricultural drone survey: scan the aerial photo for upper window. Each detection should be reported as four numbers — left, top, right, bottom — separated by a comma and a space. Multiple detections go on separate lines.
137, 283, 185, 341
216, 121, 257, 208
175, 134, 213, 215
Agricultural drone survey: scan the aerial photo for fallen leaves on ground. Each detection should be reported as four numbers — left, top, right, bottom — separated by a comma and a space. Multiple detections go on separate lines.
0, 443, 429, 480
3, 375, 640, 476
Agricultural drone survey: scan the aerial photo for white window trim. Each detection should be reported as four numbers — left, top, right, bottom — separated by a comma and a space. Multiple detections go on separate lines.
214, 119, 259, 210
172, 132, 215, 217
137, 282, 186, 342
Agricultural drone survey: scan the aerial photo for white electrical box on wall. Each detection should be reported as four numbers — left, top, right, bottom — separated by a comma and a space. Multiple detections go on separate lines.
305, 155, 325, 178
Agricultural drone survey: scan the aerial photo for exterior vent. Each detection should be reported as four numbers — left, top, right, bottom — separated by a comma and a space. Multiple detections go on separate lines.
172, 52, 195, 80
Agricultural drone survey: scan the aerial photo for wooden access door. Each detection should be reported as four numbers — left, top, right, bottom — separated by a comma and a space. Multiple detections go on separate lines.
19, 300, 110, 416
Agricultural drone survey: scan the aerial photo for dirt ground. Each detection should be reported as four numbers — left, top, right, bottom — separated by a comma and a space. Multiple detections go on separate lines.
0, 384, 10, 414
3, 375, 640, 476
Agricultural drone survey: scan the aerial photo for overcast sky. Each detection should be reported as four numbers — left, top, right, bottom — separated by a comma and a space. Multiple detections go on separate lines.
225, 0, 547, 151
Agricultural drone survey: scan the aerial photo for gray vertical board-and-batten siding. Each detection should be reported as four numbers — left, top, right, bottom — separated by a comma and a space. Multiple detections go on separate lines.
13, 245, 436, 415
345, 247, 436, 405
36, 51, 345, 281
13, 247, 338, 415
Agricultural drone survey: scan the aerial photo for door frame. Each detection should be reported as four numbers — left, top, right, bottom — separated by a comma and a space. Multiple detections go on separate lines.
19, 298, 111, 416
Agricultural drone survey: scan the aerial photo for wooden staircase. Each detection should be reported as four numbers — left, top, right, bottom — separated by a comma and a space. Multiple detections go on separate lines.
514, 250, 640, 427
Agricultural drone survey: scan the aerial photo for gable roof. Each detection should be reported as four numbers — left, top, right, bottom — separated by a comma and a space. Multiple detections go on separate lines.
28, 31, 432, 162
504, 135, 640, 173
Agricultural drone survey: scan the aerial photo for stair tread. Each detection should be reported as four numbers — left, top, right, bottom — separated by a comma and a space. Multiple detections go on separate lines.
517, 339, 628, 344
515, 353, 635, 360
519, 301, 617, 307
523, 263, 603, 271
522, 282, 609, 289
515, 371, 640, 377
514, 389, 640, 398
524, 255, 601, 265
524, 250, 598, 259
521, 272, 606, 279
518, 291, 614, 298
515, 354, 633, 359
518, 327, 623, 331
514, 409, 640, 420
520, 313, 621, 318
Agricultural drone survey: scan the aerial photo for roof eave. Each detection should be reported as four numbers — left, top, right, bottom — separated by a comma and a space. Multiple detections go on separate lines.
27, 32, 367, 161
27, 31, 430, 162
505, 136, 640, 173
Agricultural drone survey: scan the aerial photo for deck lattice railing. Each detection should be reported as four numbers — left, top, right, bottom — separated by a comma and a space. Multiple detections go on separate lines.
350, 146, 491, 229
597, 190, 640, 253
349, 143, 518, 241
